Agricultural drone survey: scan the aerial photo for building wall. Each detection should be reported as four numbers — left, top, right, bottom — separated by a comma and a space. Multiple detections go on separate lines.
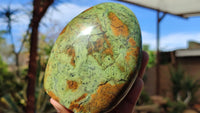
177, 57, 200, 102
188, 41, 200, 49
144, 65, 172, 98
144, 57, 200, 102
143, 67, 156, 96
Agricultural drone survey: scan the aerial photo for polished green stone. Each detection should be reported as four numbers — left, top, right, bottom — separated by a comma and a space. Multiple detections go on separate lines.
44, 2, 142, 113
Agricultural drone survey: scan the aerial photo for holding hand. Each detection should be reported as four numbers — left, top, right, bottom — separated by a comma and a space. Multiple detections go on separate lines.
50, 51, 149, 113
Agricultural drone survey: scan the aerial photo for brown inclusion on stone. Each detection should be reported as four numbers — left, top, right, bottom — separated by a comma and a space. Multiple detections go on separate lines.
69, 94, 88, 112
67, 80, 78, 90
59, 26, 67, 35
108, 12, 129, 37
69, 102, 86, 113
48, 91, 60, 102
128, 38, 136, 46
87, 34, 114, 66
83, 7, 93, 13
68, 83, 125, 113
125, 38, 139, 63
116, 63, 125, 72
125, 47, 138, 63
74, 93, 88, 102
66, 47, 76, 67
86, 83, 125, 113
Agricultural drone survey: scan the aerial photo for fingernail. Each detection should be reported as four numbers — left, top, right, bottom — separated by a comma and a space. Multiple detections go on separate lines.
50, 98, 61, 113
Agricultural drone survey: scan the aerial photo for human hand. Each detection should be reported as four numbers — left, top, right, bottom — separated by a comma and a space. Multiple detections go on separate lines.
50, 51, 149, 113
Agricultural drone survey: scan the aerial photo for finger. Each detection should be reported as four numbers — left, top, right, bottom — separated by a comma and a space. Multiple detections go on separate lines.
122, 51, 148, 103
125, 78, 144, 106
50, 98, 73, 113
112, 78, 144, 113
123, 51, 148, 106
125, 51, 148, 104
138, 51, 149, 78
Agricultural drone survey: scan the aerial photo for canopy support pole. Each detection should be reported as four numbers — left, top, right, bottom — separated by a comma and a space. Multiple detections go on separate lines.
156, 11, 166, 95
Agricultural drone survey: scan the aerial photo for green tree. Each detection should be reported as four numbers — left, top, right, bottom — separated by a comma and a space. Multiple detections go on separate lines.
35, 34, 55, 113
0, 30, 25, 112
170, 66, 200, 104
0, 33, 56, 113
0, 31, 13, 63
143, 44, 156, 68
0, 5, 31, 78
170, 66, 185, 100
0, 55, 13, 96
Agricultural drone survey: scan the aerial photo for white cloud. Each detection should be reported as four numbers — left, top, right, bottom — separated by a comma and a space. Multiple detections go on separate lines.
1, 3, 200, 52
0, 3, 89, 33
142, 31, 200, 51
0, 3, 89, 47
161, 33, 200, 51
38, 3, 90, 40
142, 31, 156, 50
42, 3, 89, 28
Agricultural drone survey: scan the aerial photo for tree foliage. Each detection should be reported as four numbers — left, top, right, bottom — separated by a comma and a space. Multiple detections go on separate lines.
0, 0, 58, 112
0, 56, 14, 96
170, 66, 200, 104
0, 31, 13, 63
143, 44, 156, 68
0, 33, 56, 113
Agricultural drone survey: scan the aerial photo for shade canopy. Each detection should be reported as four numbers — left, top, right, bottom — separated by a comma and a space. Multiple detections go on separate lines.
117, 0, 200, 95
118, 0, 200, 18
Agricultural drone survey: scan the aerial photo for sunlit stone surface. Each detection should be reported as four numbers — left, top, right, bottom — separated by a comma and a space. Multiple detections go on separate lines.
44, 2, 142, 113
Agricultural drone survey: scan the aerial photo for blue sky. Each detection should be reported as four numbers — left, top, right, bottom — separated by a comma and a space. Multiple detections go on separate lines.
1, 0, 200, 51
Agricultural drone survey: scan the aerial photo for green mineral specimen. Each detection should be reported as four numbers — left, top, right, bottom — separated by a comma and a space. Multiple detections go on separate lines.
44, 2, 142, 113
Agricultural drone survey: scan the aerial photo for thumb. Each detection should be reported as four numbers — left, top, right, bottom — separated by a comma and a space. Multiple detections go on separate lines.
50, 98, 73, 113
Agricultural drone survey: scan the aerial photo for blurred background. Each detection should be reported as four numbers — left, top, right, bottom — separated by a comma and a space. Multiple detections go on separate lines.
0, 0, 200, 113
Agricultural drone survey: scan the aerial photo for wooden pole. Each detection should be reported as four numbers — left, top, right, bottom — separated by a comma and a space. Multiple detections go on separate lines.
156, 11, 166, 95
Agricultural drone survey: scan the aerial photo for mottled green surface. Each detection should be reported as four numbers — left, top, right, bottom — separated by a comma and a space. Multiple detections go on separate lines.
44, 2, 142, 113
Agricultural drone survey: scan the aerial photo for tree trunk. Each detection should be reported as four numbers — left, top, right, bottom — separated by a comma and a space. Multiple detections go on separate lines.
26, 0, 54, 113
15, 53, 20, 77
26, 22, 39, 113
